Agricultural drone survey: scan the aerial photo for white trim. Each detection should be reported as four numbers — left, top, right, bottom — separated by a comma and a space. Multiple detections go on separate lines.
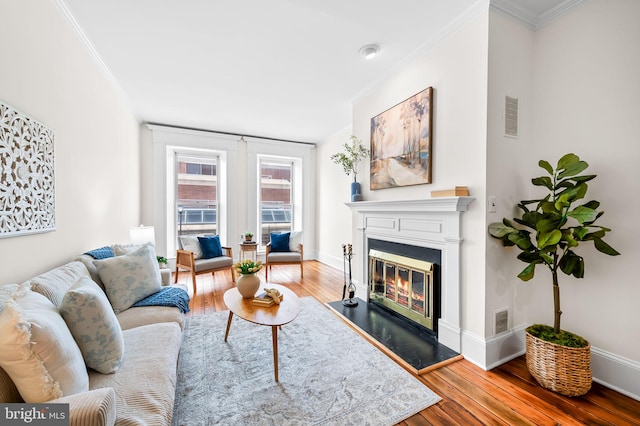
490, 0, 584, 31
592, 347, 640, 401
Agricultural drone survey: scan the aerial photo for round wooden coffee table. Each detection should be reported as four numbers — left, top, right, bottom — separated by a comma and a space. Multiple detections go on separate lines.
223, 283, 300, 381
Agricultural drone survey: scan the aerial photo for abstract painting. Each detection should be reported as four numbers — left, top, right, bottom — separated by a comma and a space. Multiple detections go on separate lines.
0, 101, 55, 238
370, 86, 433, 190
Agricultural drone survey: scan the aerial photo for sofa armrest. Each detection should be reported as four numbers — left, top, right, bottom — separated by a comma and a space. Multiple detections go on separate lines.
51, 387, 116, 426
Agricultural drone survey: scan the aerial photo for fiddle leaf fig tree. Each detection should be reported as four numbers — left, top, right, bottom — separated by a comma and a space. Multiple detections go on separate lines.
488, 153, 620, 336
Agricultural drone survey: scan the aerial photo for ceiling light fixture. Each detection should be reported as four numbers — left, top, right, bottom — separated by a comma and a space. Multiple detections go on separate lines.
359, 44, 380, 60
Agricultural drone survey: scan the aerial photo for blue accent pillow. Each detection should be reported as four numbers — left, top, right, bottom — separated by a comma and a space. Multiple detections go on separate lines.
84, 246, 114, 260
270, 232, 290, 252
198, 235, 223, 259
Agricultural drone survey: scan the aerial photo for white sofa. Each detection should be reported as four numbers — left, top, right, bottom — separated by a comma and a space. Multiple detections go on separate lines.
0, 249, 188, 426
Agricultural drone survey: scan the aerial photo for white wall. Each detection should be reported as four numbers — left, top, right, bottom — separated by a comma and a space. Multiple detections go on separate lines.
487, 0, 640, 397
316, 127, 355, 270
349, 10, 490, 342
0, 0, 140, 284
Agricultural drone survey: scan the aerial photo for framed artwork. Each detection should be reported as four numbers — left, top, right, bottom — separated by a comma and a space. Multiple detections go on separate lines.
370, 86, 433, 190
0, 101, 56, 238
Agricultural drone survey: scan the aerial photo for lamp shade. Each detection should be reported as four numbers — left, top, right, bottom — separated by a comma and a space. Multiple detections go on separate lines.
130, 225, 155, 246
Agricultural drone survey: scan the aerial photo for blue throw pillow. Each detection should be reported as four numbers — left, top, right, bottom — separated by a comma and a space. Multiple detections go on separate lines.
270, 232, 290, 252
198, 235, 223, 259
84, 246, 114, 260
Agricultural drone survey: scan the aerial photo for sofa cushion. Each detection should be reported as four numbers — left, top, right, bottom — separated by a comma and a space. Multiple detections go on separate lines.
0, 283, 89, 403
270, 232, 290, 252
116, 305, 186, 331
60, 277, 125, 374
198, 235, 223, 259
89, 322, 182, 426
29, 261, 92, 308
94, 245, 162, 314
194, 256, 233, 273
51, 387, 116, 426
179, 235, 203, 259
0, 284, 21, 403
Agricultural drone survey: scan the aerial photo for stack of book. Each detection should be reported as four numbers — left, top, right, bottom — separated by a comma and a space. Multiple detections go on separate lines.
252, 291, 284, 307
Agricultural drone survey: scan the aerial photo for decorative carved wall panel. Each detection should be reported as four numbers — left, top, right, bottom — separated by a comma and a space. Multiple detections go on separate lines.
0, 101, 55, 238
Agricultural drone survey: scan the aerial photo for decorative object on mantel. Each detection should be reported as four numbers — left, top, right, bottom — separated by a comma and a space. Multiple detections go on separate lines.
370, 86, 433, 190
0, 101, 56, 238
431, 186, 469, 197
330, 135, 370, 202
233, 260, 263, 298
488, 153, 619, 397
341, 244, 358, 307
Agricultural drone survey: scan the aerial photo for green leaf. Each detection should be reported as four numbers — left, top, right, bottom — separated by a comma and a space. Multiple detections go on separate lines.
557, 153, 580, 170
558, 160, 589, 179
488, 222, 515, 238
540, 201, 561, 215
537, 229, 562, 249
571, 174, 596, 183
509, 231, 533, 250
518, 263, 536, 281
567, 206, 598, 224
532, 176, 553, 190
559, 250, 580, 275
538, 160, 553, 175
561, 229, 579, 247
536, 218, 561, 234
582, 200, 600, 210
593, 237, 621, 256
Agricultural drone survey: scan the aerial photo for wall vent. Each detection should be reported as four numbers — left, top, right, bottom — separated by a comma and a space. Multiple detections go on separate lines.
494, 308, 509, 334
504, 95, 519, 138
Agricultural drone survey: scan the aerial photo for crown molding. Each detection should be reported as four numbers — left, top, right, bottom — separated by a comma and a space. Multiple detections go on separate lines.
490, 0, 584, 31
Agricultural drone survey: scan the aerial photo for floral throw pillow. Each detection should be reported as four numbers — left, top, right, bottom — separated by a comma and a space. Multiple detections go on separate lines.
59, 277, 125, 374
94, 244, 162, 314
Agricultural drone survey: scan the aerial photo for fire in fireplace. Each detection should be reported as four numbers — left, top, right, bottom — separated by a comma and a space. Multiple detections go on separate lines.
369, 249, 434, 331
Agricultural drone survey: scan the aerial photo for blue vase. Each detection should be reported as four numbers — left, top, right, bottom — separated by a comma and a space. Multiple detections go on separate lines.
351, 181, 362, 202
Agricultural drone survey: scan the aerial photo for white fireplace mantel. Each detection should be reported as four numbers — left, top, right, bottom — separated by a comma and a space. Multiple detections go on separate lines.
346, 197, 474, 352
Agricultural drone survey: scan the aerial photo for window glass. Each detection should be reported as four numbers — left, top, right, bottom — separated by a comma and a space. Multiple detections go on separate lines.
259, 161, 292, 245
177, 155, 217, 236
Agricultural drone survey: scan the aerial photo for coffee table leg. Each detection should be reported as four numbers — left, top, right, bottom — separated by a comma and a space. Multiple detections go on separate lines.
272, 325, 278, 382
224, 312, 234, 342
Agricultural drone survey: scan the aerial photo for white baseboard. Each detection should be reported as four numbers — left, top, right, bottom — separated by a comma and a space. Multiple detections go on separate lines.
315, 251, 343, 271
474, 325, 640, 401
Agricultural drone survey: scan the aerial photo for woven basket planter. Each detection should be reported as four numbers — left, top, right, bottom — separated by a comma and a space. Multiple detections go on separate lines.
525, 329, 592, 397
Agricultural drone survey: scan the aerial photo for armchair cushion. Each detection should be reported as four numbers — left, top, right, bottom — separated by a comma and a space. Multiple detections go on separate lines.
193, 256, 233, 272
178, 236, 203, 259
198, 235, 223, 259
267, 252, 302, 263
270, 232, 290, 252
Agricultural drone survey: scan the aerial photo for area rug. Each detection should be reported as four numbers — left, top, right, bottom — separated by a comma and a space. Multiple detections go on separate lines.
171, 297, 441, 425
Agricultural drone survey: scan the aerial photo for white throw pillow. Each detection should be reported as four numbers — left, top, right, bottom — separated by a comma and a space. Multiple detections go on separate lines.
0, 283, 89, 403
179, 235, 202, 259
94, 244, 162, 314
289, 231, 303, 252
60, 277, 125, 374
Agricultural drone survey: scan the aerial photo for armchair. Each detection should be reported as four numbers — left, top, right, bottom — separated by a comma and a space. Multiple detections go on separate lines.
265, 231, 304, 281
174, 236, 235, 293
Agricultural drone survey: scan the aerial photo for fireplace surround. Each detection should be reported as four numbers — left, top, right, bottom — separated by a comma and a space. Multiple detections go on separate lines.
346, 197, 473, 352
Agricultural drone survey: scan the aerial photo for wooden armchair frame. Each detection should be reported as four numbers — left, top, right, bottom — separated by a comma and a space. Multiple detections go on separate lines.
174, 246, 235, 293
265, 243, 304, 281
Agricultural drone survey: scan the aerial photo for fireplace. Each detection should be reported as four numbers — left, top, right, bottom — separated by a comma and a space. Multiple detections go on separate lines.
368, 239, 441, 332
346, 197, 473, 352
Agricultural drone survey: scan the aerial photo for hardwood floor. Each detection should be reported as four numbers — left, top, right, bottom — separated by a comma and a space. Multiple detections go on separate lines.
177, 260, 640, 425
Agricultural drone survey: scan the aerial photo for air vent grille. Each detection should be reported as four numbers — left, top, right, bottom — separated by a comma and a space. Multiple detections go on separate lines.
505, 95, 518, 138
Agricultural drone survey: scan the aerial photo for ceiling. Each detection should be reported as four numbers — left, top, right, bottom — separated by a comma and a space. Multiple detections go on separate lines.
60, 0, 572, 143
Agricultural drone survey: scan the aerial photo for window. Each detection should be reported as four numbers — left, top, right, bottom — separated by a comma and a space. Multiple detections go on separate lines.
176, 155, 218, 237
259, 160, 293, 245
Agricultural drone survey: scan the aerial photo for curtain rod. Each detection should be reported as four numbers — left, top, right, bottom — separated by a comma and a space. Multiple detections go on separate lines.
145, 122, 316, 146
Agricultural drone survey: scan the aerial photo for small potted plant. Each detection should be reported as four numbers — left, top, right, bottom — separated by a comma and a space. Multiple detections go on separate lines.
488, 153, 619, 396
243, 231, 254, 242
156, 256, 168, 269
330, 135, 370, 202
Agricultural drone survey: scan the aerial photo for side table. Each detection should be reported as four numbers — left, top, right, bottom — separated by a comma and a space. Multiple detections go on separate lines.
239, 242, 258, 262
